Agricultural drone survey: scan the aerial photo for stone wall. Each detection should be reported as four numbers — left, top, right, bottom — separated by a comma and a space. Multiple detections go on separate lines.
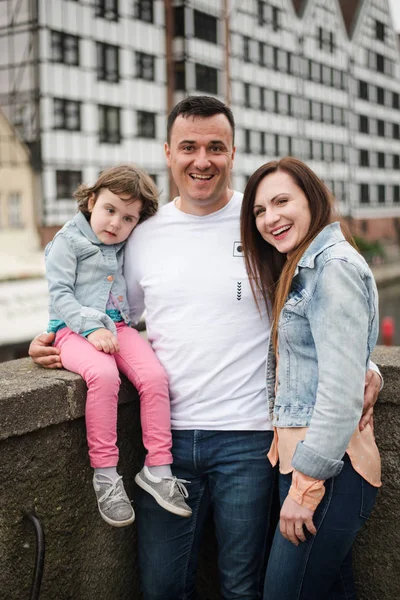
1, 348, 400, 600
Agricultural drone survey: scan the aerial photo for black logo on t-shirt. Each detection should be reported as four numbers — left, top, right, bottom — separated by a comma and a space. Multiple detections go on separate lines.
233, 241, 244, 257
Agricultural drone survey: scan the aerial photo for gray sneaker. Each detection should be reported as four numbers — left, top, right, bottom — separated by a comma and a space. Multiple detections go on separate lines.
135, 467, 192, 518
93, 474, 135, 527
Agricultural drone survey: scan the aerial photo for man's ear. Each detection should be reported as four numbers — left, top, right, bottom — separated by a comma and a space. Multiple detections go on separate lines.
165, 142, 171, 167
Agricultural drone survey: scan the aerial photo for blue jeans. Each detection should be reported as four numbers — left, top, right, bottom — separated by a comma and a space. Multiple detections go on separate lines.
263, 454, 378, 600
136, 429, 275, 600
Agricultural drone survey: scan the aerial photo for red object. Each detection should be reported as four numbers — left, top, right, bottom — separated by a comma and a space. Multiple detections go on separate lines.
381, 316, 395, 346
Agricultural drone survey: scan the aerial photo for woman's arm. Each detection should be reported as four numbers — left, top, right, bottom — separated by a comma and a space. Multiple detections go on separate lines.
291, 258, 377, 480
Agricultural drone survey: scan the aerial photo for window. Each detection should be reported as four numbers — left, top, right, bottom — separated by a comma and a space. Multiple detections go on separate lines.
99, 105, 121, 143
56, 170, 82, 199
244, 129, 251, 153
377, 120, 385, 137
359, 80, 368, 100
195, 63, 218, 94
377, 87, 384, 105
322, 103, 332, 124
243, 37, 251, 62
97, 43, 119, 82
8, 192, 23, 227
378, 184, 385, 204
53, 98, 81, 131
360, 184, 369, 204
135, 0, 153, 23
376, 20, 385, 41
359, 115, 369, 133
393, 92, 400, 110
174, 6, 185, 36
136, 51, 155, 81
51, 31, 79, 65
174, 61, 186, 91
394, 185, 400, 203
260, 131, 266, 155
257, 0, 266, 26
359, 149, 369, 167
318, 27, 335, 53
244, 83, 251, 108
95, 0, 118, 21
378, 152, 385, 169
259, 87, 265, 111
271, 6, 280, 31
376, 53, 385, 74
258, 42, 265, 66
393, 123, 400, 139
393, 154, 400, 170
137, 110, 156, 138
194, 10, 217, 44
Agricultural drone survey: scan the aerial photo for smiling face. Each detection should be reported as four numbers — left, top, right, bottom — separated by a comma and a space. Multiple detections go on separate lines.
88, 188, 142, 245
165, 113, 236, 216
253, 170, 312, 255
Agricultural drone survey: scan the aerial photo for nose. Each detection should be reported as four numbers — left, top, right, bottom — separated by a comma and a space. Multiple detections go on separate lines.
110, 215, 121, 230
193, 148, 211, 170
264, 206, 280, 228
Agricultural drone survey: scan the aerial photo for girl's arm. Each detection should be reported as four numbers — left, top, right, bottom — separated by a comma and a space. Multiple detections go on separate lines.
45, 234, 114, 334
291, 258, 378, 481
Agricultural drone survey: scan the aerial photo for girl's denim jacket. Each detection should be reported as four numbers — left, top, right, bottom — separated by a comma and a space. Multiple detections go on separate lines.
266, 222, 379, 480
45, 211, 131, 335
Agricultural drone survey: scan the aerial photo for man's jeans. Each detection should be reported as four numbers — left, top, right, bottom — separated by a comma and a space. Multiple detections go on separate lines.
136, 429, 275, 600
263, 454, 378, 600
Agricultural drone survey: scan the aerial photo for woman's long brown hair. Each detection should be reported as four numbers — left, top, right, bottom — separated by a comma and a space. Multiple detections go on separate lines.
240, 157, 356, 352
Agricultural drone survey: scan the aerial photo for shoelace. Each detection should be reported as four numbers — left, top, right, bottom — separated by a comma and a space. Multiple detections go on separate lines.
97, 475, 128, 505
163, 476, 190, 499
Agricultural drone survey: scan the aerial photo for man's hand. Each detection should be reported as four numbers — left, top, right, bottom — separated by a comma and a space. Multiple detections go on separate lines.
279, 495, 316, 546
29, 332, 62, 369
87, 328, 119, 354
360, 369, 381, 431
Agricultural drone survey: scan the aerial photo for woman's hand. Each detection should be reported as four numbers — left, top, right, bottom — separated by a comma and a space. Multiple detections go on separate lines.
87, 328, 120, 353
279, 495, 317, 546
359, 369, 381, 431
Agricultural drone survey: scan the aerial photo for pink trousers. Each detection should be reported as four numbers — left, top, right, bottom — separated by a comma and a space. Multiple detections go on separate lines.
55, 322, 172, 468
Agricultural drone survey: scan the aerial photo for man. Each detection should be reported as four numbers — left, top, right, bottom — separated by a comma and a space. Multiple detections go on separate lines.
30, 96, 381, 599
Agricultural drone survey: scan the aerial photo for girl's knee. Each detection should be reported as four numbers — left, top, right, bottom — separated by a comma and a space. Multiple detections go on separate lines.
85, 361, 120, 388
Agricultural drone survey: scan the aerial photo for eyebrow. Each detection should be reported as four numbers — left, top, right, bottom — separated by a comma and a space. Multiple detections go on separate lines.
253, 193, 291, 208
178, 139, 227, 146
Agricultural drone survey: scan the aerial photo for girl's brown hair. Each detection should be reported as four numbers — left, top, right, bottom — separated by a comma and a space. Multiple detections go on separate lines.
240, 157, 355, 351
74, 164, 159, 223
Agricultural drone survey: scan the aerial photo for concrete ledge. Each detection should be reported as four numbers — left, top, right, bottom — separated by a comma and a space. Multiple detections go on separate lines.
2, 348, 400, 599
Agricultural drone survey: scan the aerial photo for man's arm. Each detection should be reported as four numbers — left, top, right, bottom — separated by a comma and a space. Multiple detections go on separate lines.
29, 332, 62, 369
124, 231, 145, 323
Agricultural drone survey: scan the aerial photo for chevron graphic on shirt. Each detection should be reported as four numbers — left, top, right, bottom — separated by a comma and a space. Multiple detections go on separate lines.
237, 281, 242, 301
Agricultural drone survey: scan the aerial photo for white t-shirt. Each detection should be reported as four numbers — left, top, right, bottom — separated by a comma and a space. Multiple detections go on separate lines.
124, 192, 272, 431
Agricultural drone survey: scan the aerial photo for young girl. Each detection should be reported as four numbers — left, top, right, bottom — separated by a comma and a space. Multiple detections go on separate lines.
45, 164, 191, 527
240, 157, 381, 599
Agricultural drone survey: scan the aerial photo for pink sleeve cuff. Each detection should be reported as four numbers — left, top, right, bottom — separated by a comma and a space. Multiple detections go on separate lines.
288, 470, 326, 511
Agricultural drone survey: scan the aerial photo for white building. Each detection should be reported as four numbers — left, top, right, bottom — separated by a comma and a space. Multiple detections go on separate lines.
1, 0, 400, 245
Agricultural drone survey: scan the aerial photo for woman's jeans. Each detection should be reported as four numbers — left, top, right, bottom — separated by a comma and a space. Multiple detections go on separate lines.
136, 429, 275, 600
264, 454, 378, 600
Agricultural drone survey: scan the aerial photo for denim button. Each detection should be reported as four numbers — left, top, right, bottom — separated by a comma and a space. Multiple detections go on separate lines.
107, 275, 114, 281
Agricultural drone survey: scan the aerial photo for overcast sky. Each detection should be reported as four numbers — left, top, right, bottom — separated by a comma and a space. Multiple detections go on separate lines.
388, 0, 400, 32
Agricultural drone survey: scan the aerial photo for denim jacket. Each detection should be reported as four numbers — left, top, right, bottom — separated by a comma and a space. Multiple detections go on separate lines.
266, 222, 379, 480
45, 211, 131, 335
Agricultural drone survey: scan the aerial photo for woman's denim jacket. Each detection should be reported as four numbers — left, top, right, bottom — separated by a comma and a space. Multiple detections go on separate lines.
266, 222, 379, 480
45, 211, 131, 335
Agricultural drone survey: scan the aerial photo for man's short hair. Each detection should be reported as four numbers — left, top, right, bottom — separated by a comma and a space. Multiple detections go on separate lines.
167, 95, 235, 144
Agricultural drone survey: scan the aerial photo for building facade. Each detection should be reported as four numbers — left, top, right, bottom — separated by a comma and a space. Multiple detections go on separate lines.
1, 0, 399, 245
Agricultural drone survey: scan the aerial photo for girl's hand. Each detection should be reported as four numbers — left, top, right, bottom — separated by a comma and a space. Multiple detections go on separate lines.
87, 329, 120, 353
279, 496, 317, 546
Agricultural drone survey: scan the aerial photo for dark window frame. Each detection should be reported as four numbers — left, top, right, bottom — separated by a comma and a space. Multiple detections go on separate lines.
53, 98, 81, 131
136, 51, 155, 81
137, 110, 156, 139
194, 9, 217, 44
56, 170, 83, 200
135, 0, 154, 23
96, 42, 120, 83
195, 63, 218, 95
95, 0, 119, 21
51, 30, 80, 66
99, 104, 121, 144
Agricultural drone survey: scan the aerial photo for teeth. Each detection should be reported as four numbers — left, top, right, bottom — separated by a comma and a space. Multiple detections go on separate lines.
273, 225, 291, 236
190, 174, 213, 180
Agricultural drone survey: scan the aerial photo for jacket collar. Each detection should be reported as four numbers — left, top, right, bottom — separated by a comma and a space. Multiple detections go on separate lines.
72, 211, 126, 251
295, 222, 344, 273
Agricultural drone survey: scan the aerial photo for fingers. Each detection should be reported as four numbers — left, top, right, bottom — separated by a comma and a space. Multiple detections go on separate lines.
88, 332, 119, 353
34, 355, 63, 369
359, 405, 373, 431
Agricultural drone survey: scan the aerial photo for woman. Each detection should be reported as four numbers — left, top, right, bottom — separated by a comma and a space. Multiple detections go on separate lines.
240, 157, 381, 599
